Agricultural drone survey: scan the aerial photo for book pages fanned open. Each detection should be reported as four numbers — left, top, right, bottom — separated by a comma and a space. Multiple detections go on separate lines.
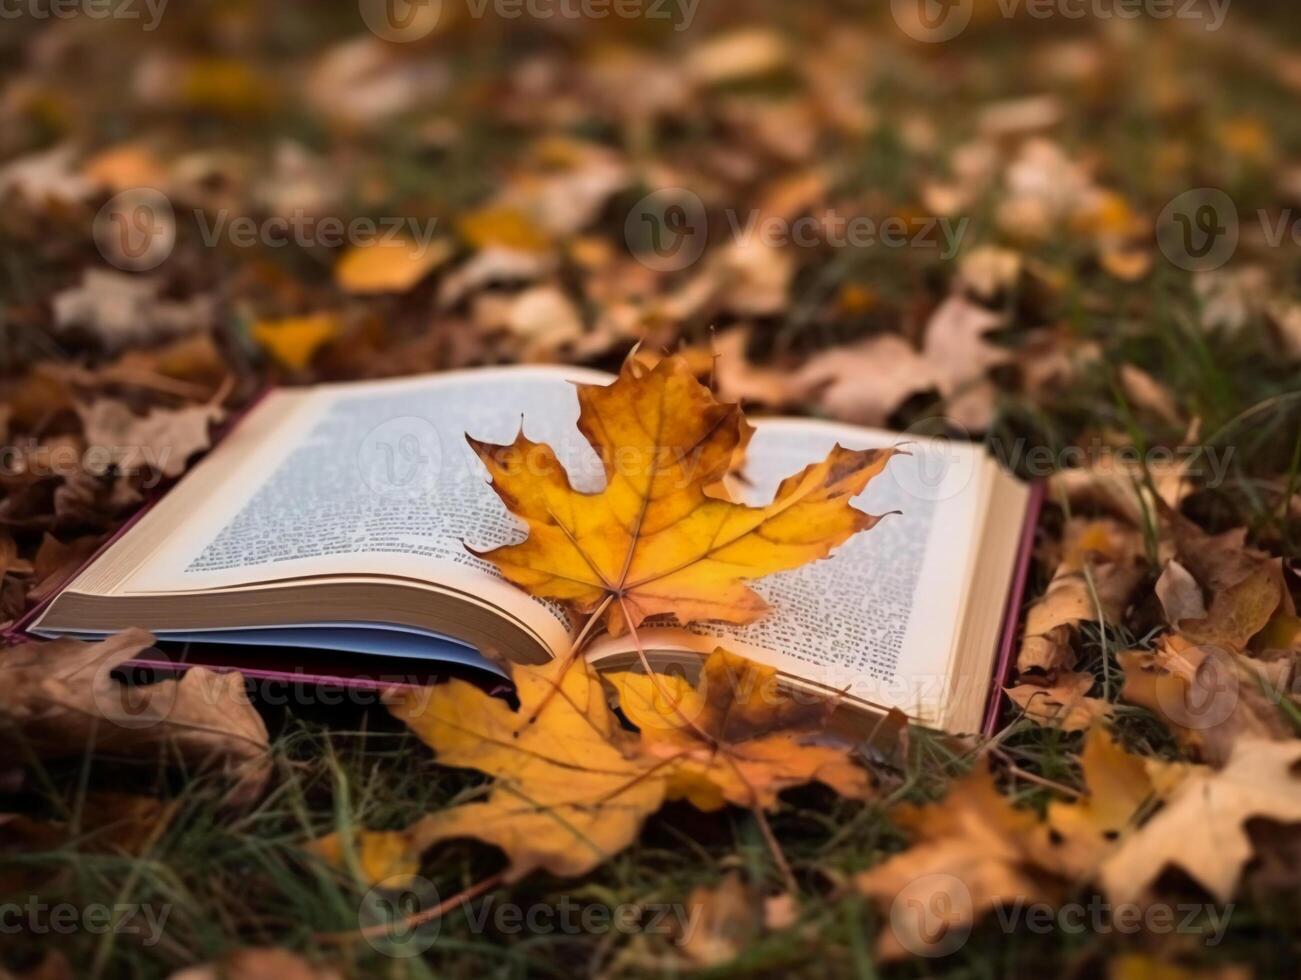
23, 366, 1037, 735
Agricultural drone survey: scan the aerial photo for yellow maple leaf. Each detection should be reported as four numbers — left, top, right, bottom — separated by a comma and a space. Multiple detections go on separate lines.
313, 657, 667, 885
469, 355, 898, 636
1031, 727, 1155, 879
610, 648, 872, 811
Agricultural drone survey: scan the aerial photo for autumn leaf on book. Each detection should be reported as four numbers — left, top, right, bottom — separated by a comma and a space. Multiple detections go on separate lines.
467, 354, 900, 635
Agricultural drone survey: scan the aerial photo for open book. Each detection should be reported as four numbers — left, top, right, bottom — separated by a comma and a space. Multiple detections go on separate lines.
25, 366, 1037, 734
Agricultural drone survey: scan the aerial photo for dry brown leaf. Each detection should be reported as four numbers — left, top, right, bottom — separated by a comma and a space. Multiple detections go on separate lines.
1006, 670, 1111, 731
856, 758, 1062, 960
27, 533, 105, 604
0, 630, 270, 807
1162, 515, 1285, 649
796, 334, 941, 427
1119, 364, 1181, 426
610, 648, 872, 811
1155, 559, 1208, 625
921, 296, 1010, 430
468, 355, 897, 637
78, 399, 226, 480
1099, 738, 1301, 905
1118, 635, 1296, 766
1017, 518, 1147, 677
712, 328, 802, 409
51, 271, 214, 351
1050, 455, 1191, 527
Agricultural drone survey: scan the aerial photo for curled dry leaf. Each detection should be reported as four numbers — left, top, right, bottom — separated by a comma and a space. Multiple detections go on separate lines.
1017, 518, 1146, 677
856, 758, 1063, 960
1162, 513, 1285, 650
1099, 739, 1301, 905
468, 355, 898, 637
1155, 559, 1208, 625
1118, 635, 1296, 767
1005, 670, 1111, 732
310, 657, 666, 884
609, 647, 872, 811
0, 629, 270, 807
1049, 456, 1191, 527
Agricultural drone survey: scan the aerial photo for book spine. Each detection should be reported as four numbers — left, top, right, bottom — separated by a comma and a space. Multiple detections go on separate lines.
980, 480, 1046, 736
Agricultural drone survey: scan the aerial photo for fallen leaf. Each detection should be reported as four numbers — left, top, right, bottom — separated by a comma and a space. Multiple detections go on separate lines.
78, 398, 226, 479
796, 334, 941, 427
1033, 727, 1154, 879
856, 759, 1062, 960
1099, 739, 1301, 905
1162, 515, 1284, 649
686, 28, 789, 86
1050, 456, 1191, 527
469, 355, 898, 636
1006, 670, 1111, 731
250, 313, 342, 371
1155, 559, 1208, 625
610, 648, 872, 810
674, 872, 762, 968
712, 327, 802, 409
1119, 364, 1181, 426
1118, 635, 1295, 766
1018, 518, 1146, 677
333, 236, 453, 295
0, 630, 270, 807
51, 271, 214, 351
315, 657, 666, 884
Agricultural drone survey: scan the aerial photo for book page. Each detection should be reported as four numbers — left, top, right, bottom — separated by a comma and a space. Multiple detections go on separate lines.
124, 366, 616, 656
588, 418, 990, 721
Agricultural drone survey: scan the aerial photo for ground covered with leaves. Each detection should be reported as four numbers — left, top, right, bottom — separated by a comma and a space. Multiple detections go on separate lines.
3, 1, 1301, 978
